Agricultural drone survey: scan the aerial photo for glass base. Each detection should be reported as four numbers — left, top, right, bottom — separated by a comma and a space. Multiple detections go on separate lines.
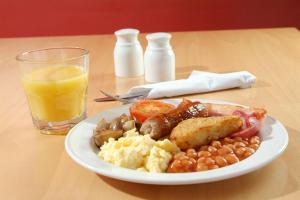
32, 112, 87, 135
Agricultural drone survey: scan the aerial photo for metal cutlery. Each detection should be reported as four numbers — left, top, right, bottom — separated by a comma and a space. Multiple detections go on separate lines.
94, 88, 151, 104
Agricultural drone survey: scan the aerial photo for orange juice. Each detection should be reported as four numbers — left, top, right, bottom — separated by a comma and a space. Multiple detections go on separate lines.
22, 66, 88, 122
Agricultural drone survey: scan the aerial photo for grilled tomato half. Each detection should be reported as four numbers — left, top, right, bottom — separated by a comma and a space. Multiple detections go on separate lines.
129, 100, 175, 123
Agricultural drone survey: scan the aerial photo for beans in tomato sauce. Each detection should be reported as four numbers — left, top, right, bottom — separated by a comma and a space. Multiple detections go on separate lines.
167, 135, 260, 173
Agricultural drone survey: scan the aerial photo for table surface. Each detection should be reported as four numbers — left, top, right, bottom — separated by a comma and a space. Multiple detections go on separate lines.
1, 28, 300, 200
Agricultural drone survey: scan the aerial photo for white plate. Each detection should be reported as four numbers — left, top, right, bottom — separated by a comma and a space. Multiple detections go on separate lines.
65, 99, 289, 185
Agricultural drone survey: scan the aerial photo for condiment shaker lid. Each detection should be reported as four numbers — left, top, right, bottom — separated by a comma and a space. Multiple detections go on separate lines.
115, 28, 140, 45
146, 32, 172, 50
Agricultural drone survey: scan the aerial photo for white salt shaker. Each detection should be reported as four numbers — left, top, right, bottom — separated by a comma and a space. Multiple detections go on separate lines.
114, 28, 144, 77
144, 32, 175, 82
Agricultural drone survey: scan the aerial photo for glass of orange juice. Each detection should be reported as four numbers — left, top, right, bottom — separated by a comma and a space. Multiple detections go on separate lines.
17, 47, 89, 135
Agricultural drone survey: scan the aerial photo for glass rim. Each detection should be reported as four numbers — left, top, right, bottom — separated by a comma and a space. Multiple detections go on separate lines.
16, 47, 89, 64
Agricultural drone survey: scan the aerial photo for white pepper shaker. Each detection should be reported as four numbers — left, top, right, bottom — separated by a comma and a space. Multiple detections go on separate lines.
144, 32, 175, 82
114, 28, 144, 77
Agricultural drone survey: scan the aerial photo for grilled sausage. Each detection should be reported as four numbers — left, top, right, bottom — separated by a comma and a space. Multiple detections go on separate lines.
140, 99, 208, 139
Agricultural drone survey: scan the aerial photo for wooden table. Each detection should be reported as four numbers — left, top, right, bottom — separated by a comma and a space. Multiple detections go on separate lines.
1, 28, 300, 200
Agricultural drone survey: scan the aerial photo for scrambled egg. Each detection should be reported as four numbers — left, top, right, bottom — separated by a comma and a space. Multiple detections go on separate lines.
98, 129, 179, 173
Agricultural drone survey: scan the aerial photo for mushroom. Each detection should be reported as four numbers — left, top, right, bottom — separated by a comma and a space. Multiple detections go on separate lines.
93, 130, 123, 147
120, 113, 130, 124
109, 117, 123, 131
95, 119, 109, 132
122, 120, 136, 131
93, 114, 136, 147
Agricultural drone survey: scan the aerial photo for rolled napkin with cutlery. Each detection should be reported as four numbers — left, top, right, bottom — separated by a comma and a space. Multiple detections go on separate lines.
127, 71, 256, 99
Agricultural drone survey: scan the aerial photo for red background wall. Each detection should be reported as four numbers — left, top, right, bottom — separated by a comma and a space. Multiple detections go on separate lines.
0, 0, 299, 37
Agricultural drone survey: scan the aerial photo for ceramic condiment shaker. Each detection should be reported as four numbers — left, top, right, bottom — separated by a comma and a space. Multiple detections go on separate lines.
114, 28, 144, 77
144, 32, 175, 82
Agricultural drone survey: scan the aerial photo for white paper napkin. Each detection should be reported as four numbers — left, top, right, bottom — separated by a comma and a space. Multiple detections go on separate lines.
128, 71, 256, 99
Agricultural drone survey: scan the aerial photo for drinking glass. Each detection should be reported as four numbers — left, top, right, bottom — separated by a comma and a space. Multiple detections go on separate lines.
17, 47, 89, 135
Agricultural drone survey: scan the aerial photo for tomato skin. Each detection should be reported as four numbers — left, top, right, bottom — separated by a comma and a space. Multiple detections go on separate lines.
129, 100, 175, 123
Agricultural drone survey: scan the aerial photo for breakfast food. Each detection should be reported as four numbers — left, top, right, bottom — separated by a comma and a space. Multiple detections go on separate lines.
93, 114, 135, 147
98, 129, 179, 172
167, 135, 261, 173
205, 103, 266, 120
94, 99, 266, 173
140, 99, 208, 139
170, 116, 243, 150
204, 103, 266, 138
130, 100, 175, 123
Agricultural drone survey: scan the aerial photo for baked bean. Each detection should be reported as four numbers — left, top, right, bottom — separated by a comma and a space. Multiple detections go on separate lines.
204, 157, 216, 165
243, 151, 252, 158
181, 159, 196, 171
243, 147, 255, 158
177, 155, 190, 160
196, 163, 209, 171
223, 137, 234, 144
209, 165, 219, 170
234, 142, 246, 149
215, 156, 227, 167
190, 158, 197, 165
174, 152, 186, 159
218, 146, 233, 155
208, 146, 218, 154
250, 136, 260, 144
245, 147, 255, 154
225, 144, 234, 151
197, 157, 206, 163
167, 160, 182, 173
211, 141, 222, 149
235, 147, 246, 157
242, 140, 249, 146
249, 144, 259, 150
242, 152, 252, 159
173, 159, 182, 166
224, 154, 239, 164
186, 148, 198, 159
198, 151, 211, 158
168, 135, 260, 173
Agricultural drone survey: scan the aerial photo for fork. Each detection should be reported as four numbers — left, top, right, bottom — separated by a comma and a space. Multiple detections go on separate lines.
95, 89, 151, 104
98, 90, 135, 104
